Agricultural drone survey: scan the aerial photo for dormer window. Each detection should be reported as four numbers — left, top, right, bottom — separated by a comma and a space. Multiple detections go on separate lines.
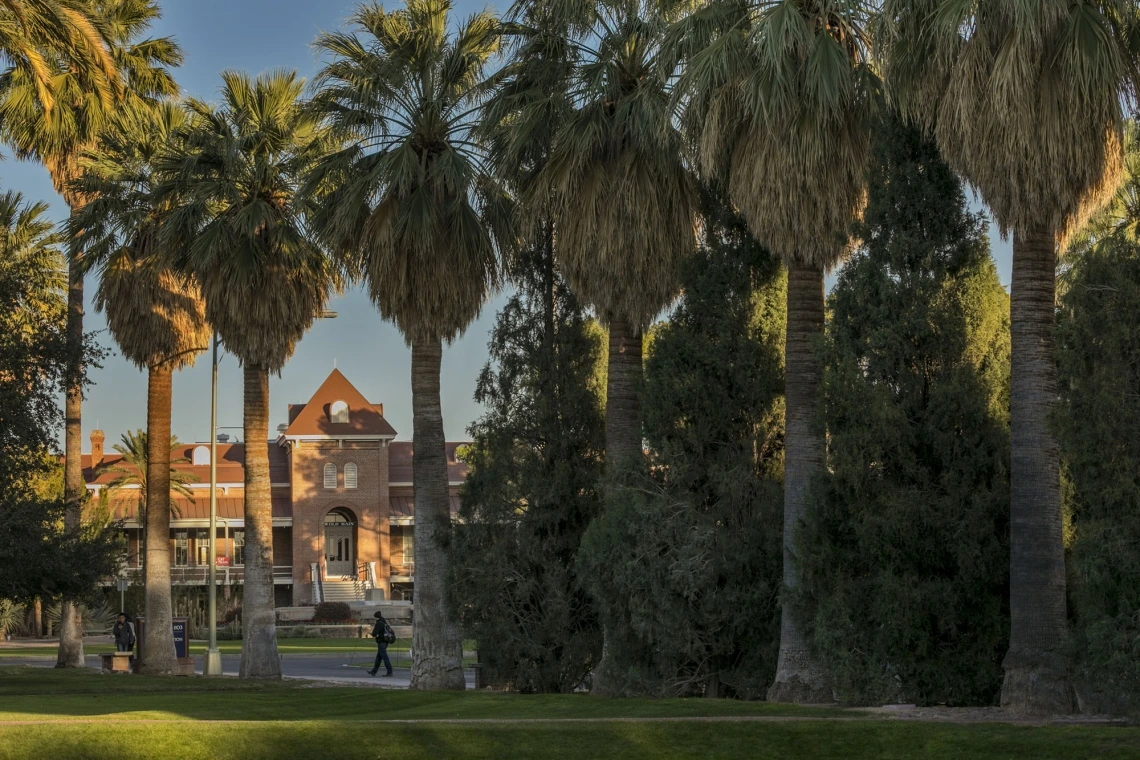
330, 400, 349, 424
192, 446, 209, 466
324, 463, 337, 489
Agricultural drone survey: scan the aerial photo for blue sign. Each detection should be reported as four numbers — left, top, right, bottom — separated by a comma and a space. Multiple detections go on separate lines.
172, 618, 188, 659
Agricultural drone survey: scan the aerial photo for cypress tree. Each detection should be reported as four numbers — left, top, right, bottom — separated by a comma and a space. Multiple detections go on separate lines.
1056, 234, 1140, 711
448, 243, 606, 693
577, 187, 786, 697
797, 116, 1012, 706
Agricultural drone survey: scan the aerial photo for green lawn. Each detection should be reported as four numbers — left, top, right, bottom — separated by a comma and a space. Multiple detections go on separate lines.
0, 667, 1137, 760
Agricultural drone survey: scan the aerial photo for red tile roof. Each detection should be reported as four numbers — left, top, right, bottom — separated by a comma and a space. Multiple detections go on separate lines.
79, 443, 290, 486
105, 494, 293, 522
388, 442, 469, 483
282, 369, 397, 438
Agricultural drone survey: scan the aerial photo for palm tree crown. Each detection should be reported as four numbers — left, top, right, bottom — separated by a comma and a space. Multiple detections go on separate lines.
307, 0, 508, 346
100, 429, 197, 513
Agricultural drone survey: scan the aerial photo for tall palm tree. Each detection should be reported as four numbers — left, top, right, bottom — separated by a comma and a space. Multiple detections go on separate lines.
74, 100, 210, 675
541, 0, 697, 474
674, 0, 876, 702
0, 0, 179, 669
155, 70, 338, 680
101, 430, 198, 521
0, 0, 117, 112
307, 0, 508, 690
879, 0, 1137, 715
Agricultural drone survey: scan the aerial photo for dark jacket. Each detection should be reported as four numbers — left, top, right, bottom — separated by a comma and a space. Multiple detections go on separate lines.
113, 620, 136, 648
371, 618, 391, 643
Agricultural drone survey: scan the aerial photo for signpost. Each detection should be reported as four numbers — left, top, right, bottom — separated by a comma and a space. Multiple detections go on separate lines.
135, 617, 191, 672
204, 332, 223, 676
115, 577, 129, 612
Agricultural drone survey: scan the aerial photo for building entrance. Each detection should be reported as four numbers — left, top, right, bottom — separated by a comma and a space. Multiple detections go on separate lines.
324, 510, 355, 578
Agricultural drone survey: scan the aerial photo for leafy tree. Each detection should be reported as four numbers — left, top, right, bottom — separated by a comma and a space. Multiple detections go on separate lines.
879, 0, 1137, 714
156, 71, 338, 679
449, 242, 605, 693
674, 0, 876, 702
0, 189, 117, 603
578, 187, 786, 697
796, 116, 1011, 707
1057, 234, 1140, 712
0, 0, 179, 667
307, 0, 507, 690
74, 99, 210, 675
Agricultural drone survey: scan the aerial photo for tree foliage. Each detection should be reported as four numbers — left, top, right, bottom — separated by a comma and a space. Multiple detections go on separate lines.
0, 190, 117, 601
449, 243, 605, 693
577, 187, 786, 697
1057, 233, 1140, 711
796, 116, 1011, 707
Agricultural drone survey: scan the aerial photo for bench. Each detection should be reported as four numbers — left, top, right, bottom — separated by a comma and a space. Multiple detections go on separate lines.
100, 652, 132, 673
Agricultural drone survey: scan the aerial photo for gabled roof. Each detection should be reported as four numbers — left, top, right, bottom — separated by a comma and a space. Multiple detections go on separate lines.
280, 368, 397, 440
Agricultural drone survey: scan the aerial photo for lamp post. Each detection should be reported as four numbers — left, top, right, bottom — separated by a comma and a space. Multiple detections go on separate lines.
204, 332, 223, 676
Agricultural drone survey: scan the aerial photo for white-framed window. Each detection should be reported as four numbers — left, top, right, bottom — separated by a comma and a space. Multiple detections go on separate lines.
174, 531, 189, 567
323, 462, 337, 489
232, 530, 245, 567
195, 528, 210, 565
344, 463, 358, 489
192, 446, 209, 465
330, 400, 349, 424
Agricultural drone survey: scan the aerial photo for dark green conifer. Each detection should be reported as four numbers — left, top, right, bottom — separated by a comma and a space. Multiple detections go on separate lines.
797, 115, 1012, 706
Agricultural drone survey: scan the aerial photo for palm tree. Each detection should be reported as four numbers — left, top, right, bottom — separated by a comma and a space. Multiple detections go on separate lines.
1068, 121, 1140, 255
101, 430, 198, 520
74, 100, 210, 675
540, 0, 697, 474
878, 0, 1137, 714
674, 0, 876, 702
0, 0, 179, 669
307, 0, 507, 690
155, 70, 338, 680
0, 0, 117, 112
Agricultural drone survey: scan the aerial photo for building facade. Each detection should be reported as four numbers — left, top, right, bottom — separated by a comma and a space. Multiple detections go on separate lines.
83, 369, 467, 607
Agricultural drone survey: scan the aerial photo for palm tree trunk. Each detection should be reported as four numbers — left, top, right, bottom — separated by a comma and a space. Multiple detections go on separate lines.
768, 263, 832, 703
239, 364, 281, 679
138, 365, 177, 674
591, 317, 644, 696
604, 318, 643, 467
1001, 225, 1074, 714
56, 255, 85, 669
409, 338, 465, 690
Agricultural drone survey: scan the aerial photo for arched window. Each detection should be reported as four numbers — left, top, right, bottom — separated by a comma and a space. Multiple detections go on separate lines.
329, 400, 349, 424
192, 446, 209, 466
344, 463, 358, 489
323, 463, 337, 489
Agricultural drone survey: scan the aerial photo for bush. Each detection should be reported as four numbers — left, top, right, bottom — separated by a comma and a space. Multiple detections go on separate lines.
311, 602, 352, 624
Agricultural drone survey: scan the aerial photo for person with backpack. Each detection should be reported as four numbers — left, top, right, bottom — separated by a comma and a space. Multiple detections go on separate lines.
368, 611, 394, 677
112, 613, 136, 653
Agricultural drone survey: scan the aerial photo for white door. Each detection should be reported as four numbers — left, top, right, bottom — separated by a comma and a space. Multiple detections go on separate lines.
325, 525, 354, 577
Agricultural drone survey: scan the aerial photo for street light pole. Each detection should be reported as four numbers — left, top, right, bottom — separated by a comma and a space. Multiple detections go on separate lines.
204, 332, 223, 676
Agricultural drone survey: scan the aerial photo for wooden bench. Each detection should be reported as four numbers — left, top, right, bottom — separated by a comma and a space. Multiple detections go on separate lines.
100, 652, 132, 673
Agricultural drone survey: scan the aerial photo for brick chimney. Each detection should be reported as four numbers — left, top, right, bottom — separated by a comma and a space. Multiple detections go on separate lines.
90, 430, 105, 469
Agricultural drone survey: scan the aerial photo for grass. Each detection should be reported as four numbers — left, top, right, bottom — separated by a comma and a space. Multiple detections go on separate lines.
0, 637, 414, 658
0, 667, 1138, 759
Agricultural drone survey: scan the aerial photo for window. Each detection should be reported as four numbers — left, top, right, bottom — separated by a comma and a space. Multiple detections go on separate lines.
192, 446, 209, 466
344, 463, 358, 489
174, 531, 189, 567
329, 400, 349, 424
403, 527, 414, 565
195, 529, 210, 565
323, 462, 337, 489
232, 530, 245, 567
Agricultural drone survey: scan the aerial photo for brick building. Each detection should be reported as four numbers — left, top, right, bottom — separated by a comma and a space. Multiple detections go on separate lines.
83, 369, 468, 606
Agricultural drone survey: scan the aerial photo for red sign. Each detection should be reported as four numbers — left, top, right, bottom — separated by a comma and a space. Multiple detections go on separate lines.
215, 556, 231, 567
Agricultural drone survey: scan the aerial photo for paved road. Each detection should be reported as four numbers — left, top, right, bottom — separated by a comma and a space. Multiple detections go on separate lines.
22, 652, 476, 689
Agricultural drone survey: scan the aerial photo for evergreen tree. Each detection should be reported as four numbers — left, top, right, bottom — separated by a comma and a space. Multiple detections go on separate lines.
797, 116, 1011, 706
1056, 234, 1140, 711
449, 243, 606, 693
577, 187, 786, 697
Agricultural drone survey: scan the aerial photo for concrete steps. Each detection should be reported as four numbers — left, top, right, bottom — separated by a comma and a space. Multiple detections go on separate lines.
322, 580, 365, 603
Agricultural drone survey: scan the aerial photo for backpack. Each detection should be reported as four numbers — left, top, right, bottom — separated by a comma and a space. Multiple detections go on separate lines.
126, 622, 136, 647
382, 622, 396, 644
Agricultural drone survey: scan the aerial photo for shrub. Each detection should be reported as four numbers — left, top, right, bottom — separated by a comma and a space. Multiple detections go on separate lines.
311, 602, 352, 624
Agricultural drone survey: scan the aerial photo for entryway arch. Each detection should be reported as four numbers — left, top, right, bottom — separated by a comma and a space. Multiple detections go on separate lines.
323, 508, 357, 579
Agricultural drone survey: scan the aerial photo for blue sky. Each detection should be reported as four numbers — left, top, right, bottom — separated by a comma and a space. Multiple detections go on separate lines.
1, 0, 1013, 451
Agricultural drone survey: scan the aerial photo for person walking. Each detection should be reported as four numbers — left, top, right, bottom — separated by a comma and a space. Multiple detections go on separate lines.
368, 611, 394, 677
112, 613, 136, 654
